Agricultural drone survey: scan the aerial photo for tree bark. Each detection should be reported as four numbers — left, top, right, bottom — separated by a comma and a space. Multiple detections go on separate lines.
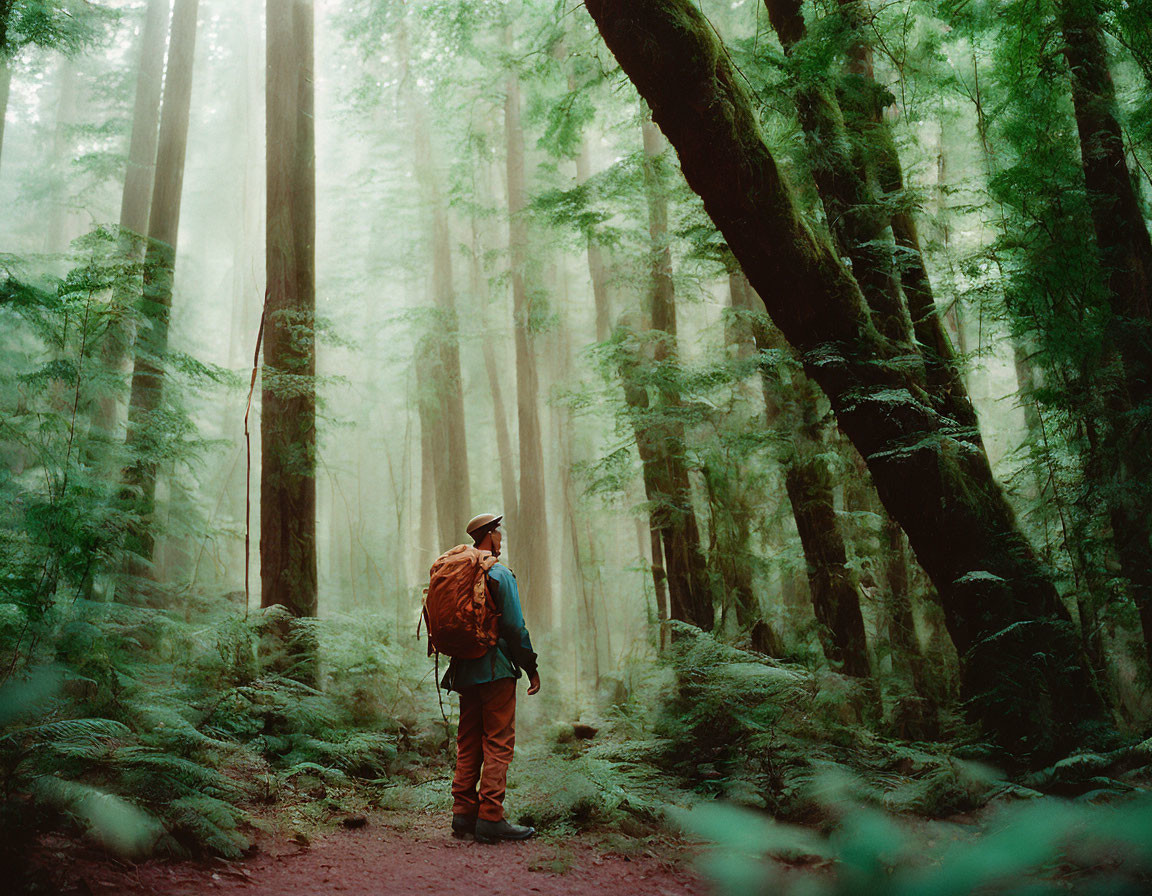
639, 117, 713, 631
426, 196, 471, 550
584, 0, 1105, 757
1058, 0, 1152, 667
95, 0, 170, 440
399, 17, 470, 551
43, 58, 79, 253
650, 526, 669, 650
0, 58, 10, 176
762, 0, 910, 348
701, 460, 759, 633
881, 515, 927, 688
562, 35, 614, 344
785, 0, 940, 692
731, 264, 868, 674
575, 143, 613, 344
1060, 0, 1152, 330
261, 0, 317, 640
504, 41, 553, 629
121, 0, 199, 564
416, 335, 440, 565
765, 0, 975, 432
120, 0, 170, 241
470, 228, 519, 534
570, 115, 675, 643
784, 448, 870, 678
616, 347, 687, 634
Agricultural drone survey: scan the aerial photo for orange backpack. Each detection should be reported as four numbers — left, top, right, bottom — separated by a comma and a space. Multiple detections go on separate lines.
422, 545, 500, 659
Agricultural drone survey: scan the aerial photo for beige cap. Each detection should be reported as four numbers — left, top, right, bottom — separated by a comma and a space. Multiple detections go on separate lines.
465, 512, 503, 538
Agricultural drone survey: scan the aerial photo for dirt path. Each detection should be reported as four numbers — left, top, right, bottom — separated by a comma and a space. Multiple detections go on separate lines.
76, 812, 708, 896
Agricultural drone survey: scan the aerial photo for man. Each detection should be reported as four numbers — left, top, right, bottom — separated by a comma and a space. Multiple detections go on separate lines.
442, 512, 541, 843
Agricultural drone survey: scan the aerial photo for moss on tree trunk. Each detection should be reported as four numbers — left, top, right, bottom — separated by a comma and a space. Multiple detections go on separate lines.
584, 0, 1106, 758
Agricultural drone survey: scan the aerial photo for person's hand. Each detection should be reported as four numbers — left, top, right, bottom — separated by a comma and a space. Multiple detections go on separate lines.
527, 672, 541, 695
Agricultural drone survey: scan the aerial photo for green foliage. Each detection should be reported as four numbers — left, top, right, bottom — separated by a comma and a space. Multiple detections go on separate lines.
679, 794, 1152, 895
512, 747, 670, 834
0, 601, 448, 879
1, 1, 115, 57
929, 0, 1152, 701
651, 625, 994, 820
0, 223, 437, 875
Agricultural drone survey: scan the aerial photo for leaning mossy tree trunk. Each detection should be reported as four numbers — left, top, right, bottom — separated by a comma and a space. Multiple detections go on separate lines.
583, 0, 1107, 759
762, 0, 909, 348
763, 0, 975, 432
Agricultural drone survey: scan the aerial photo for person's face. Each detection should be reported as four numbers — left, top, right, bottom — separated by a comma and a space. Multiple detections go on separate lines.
490, 526, 502, 557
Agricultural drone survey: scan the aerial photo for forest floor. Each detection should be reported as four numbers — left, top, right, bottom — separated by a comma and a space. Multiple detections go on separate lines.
53, 810, 710, 896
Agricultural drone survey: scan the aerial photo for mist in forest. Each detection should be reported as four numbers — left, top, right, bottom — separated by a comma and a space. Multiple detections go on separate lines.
3, 0, 1152, 892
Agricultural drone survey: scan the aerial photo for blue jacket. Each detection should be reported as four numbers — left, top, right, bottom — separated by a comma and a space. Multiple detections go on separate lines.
440, 562, 538, 692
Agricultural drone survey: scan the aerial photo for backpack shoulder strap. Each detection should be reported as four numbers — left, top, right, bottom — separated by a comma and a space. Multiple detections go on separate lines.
485, 564, 504, 616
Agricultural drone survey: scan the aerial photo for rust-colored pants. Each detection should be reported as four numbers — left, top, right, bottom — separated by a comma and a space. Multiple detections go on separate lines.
452, 677, 517, 822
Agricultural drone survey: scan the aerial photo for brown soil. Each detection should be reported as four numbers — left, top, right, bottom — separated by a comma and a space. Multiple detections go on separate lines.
70, 812, 708, 896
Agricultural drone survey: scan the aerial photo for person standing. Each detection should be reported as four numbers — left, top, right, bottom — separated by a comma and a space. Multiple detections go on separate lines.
443, 512, 540, 843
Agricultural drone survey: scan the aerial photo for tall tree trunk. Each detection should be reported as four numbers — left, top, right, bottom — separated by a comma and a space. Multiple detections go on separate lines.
731, 263, 867, 674
701, 459, 759, 633
399, 18, 470, 550
616, 350, 684, 634
1018, 342, 1112, 690
121, 0, 199, 565
881, 516, 927, 687
503, 41, 553, 629
0, 58, 11, 176
771, 0, 938, 688
469, 223, 520, 532
565, 48, 613, 344
584, 0, 1106, 758
784, 443, 870, 678
415, 336, 440, 566
840, 8, 974, 429
640, 117, 713, 631
719, 271, 781, 640
1059, 0, 1152, 667
261, 0, 317, 644
1060, 0, 1152, 330
120, 0, 170, 242
43, 58, 78, 253
575, 143, 612, 344
482, 337, 519, 528
570, 114, 673, 643
553, 308, 602, 678
95, 0, 170, 439
426, 197, 470, 549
